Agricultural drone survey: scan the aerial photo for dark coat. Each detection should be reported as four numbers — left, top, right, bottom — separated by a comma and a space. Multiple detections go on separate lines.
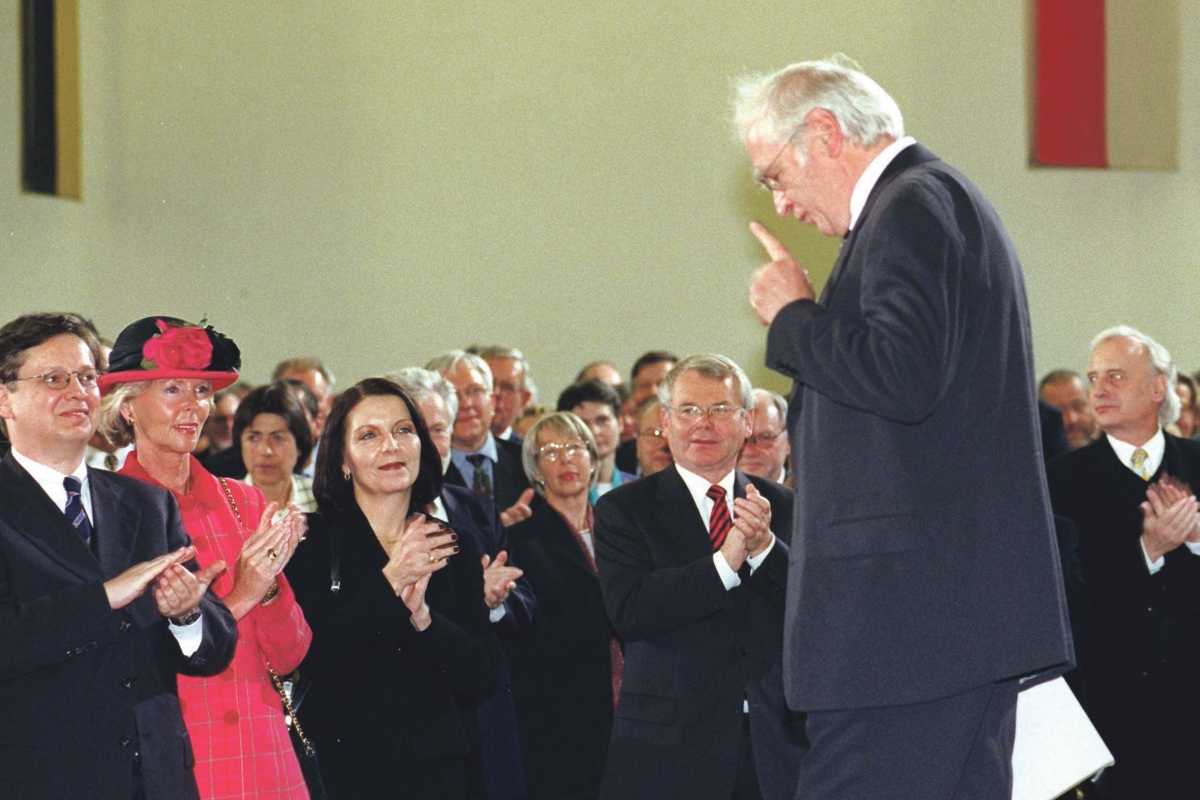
0, 454, 237, 800
1047, 434, 1200, 798
507, 501, 616, 799
445, 436, 531, 512
441, 483, 537, 800
766, 143, 1073, 711
594, 466, 806, 800
285, 504, 500, 799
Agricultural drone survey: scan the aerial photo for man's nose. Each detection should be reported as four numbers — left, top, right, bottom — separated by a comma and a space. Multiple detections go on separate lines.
773, 190, 791, 217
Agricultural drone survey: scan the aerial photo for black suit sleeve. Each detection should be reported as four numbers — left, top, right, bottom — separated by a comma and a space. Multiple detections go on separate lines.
767, 178, 969, 424
594, 494, 735, 643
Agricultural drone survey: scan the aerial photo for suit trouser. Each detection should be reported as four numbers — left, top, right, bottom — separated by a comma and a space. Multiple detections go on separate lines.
792, 679, 1019, 800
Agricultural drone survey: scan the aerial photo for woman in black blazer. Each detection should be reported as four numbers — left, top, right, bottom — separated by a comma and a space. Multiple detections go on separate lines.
507, 412, 621, 800
285, 378, 499, 799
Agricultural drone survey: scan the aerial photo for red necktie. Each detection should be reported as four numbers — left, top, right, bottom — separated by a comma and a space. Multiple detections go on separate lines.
706, 484, 732, 551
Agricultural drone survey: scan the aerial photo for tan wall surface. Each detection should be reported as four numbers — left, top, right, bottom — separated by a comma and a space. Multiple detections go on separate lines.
1, 1, 1197, 401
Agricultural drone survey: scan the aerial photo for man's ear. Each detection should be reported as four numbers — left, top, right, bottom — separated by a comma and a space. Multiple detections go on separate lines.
805, 107, 844, 158
1152, 373, 1168, 405
0, 383, 14, 424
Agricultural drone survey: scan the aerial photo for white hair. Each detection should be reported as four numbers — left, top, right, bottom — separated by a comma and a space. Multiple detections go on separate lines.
1091, 325, 1180, 426
732, 54, 904, 152
659, 354, 755, 412
425, 349, 494, 392
752, 387, 789, 420
385, 367, 458, 421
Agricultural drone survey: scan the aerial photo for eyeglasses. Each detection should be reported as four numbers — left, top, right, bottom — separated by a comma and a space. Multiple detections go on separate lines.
744, 430, 785, 447
6, 370, 101, 390
669, 404, 743, 424
753, 123, 807, 192
638, 427, 666, 439
537, 442, 588, 462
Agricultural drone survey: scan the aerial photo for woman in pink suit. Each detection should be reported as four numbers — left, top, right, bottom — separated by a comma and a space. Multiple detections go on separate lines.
99, 316, 312, 800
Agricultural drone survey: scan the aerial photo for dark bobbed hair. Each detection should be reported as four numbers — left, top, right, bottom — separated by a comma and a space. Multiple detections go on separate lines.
556, 378, 622, 417
314, 377, 443, 514
233, 380, 314, 472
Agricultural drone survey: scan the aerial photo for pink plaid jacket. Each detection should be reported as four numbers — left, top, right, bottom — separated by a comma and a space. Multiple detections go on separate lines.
122, 453, 313, 799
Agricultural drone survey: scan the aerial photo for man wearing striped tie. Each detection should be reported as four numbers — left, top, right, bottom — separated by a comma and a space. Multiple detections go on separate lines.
594, 354, 806, 800
0, 312, 236, 800
1047, 326, 1200, 799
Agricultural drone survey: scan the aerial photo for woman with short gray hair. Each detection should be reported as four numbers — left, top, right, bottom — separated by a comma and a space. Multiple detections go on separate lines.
507, 412, 620, 800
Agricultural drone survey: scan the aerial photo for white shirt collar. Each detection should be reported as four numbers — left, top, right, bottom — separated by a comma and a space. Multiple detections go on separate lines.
674, 463, 737, 530
11, 447, 90, 515
849, 136, 917, 231
1106, 428, 1165, 479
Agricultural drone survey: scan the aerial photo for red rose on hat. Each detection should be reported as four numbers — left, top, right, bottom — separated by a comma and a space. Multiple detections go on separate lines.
141, 319, 213, 371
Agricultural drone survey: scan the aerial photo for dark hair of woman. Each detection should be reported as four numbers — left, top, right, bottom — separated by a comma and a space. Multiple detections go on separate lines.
314, 377, 443, 513
232, 380, 315, 469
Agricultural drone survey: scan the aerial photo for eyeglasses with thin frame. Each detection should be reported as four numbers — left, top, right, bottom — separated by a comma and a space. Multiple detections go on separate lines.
753, 122, 808, 192
669, 403, 744, 424
744, 430, 785, 447
638, 427, 666, 439
537, 442, 589, 462
5, 370, 101, 390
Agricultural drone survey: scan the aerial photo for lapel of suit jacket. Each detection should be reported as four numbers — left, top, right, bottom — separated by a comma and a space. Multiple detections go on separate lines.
1161, 433, 1197, 488
654, 465, 718, 563
444, 460, 467, 490
0, 454, 101, 582
88, 469, 141, 579
818, 143, 940, 306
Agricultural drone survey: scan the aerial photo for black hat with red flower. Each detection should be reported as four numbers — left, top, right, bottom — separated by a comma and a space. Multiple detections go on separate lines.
98, 316, 241, 395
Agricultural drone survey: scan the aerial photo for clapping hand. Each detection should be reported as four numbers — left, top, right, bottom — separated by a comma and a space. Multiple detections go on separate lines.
1140, 475, 1200, 562
733, 483, 774, 558
225, 503, 307, 619
481, 550, 524, 610
500, 488, 536, 527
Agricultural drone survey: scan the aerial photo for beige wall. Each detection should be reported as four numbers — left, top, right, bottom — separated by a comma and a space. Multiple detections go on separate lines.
1, 1, 1197, 400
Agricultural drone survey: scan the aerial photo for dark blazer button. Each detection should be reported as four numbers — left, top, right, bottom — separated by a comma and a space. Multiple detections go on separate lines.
121, 678, 134, 689
119, 621, 132, 633
737, 646, 750, 657
120, 735, 132, 747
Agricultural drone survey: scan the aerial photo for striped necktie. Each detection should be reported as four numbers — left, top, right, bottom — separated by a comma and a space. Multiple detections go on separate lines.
467, 453, 494, 498
63, 476, 93, 546
706, 484, 732, 551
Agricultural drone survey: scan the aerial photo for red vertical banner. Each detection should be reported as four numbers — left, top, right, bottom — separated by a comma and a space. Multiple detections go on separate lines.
1034, 0, 1107, 167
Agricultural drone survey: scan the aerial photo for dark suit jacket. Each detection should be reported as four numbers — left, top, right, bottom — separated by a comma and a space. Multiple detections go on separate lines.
765, 143, 1072, 711
507, 502, 617, 799
445, 436, 530, 512
1047, 434, 1200, 797
594, 466, 806, 800
285, 504, 500, 799
0, 454, 237, 800
441, 484, 537, 800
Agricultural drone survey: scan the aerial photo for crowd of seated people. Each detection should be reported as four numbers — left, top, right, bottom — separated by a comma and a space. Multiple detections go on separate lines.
6, 306, 1198, 800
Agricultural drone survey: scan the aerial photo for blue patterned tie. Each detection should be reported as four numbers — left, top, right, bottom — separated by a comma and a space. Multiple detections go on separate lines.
63, 476, 93, 547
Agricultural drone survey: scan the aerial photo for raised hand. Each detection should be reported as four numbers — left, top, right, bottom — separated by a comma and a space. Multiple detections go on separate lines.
400, 572, 434, 631
154, 559, 228, 620
481, 550, 524, 610
104, 546, 197, 610
732, 483, 774, 558
500, 488, 536, 527
1141, 481, 1200, 562
381, 513, 458, 596
748, 221, 815, 325
225, 503, 307, 618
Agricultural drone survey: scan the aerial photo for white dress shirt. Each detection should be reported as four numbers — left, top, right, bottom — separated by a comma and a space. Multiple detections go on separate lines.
848, 136, 918, 232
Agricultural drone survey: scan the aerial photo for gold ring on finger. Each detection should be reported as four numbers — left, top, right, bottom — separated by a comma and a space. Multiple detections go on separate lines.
428, 551, 436, 564
267, 548, 278, 561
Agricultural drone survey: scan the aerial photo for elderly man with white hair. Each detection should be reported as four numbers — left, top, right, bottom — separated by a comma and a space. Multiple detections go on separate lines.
735, 56, 1071, 799
1047, 326, 1200, 800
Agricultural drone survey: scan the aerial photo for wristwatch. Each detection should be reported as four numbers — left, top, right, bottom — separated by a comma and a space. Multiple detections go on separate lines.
169, 607, 202, 627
